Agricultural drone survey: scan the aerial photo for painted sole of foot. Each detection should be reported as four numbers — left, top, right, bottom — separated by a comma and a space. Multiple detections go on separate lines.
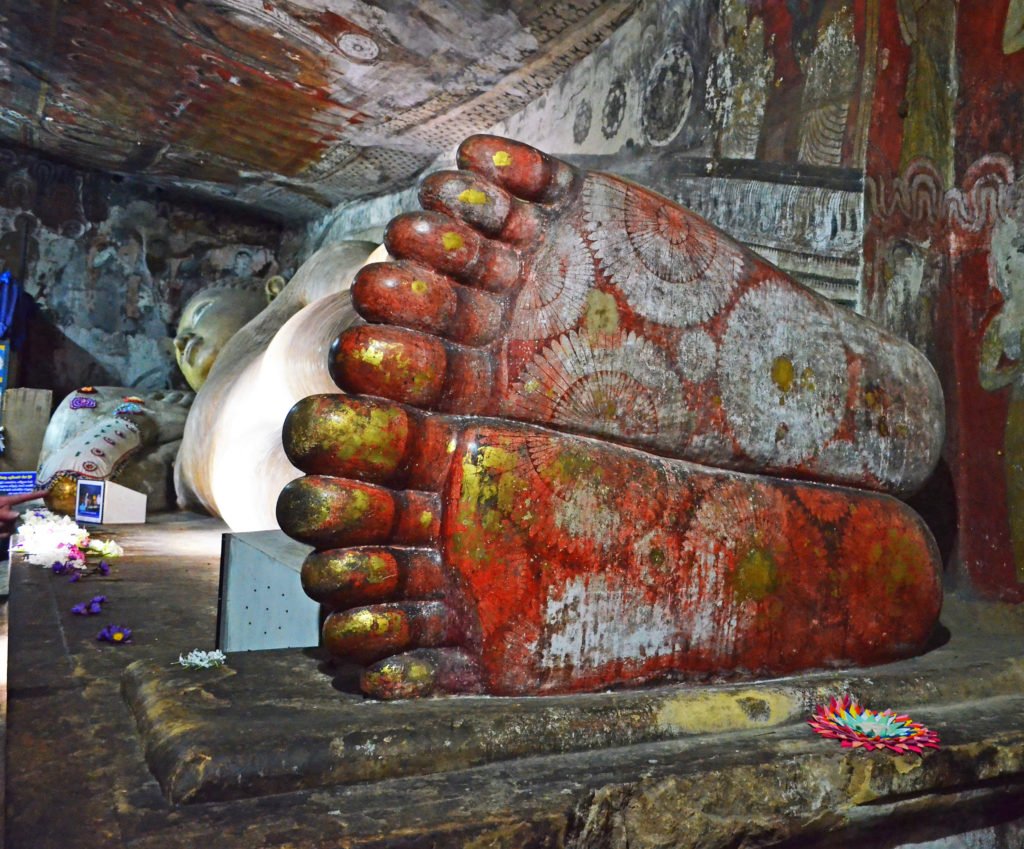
331, 134, 944, 497
278, 394, 942, 699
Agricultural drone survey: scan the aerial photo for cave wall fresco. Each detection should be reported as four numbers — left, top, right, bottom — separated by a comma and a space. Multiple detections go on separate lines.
307, 0, 877, 308
0, 145, 294, 402
0, 0, 639, 220
862, 1, 1024, 601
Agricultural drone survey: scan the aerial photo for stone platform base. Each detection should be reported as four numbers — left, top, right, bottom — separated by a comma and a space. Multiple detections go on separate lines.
123, 623, 1024, 807
8, 514, 1024, 848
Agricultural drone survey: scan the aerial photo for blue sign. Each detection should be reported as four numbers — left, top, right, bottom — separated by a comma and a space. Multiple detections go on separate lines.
0, 471, 37, 496
76, 480, 105, 523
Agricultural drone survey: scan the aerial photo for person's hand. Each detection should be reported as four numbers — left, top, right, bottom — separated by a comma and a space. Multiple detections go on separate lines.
0, 489, 46, 539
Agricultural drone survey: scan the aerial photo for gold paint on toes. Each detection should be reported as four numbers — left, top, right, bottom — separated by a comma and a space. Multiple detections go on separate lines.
441, 232, 465, 251
458, 188, 488, 205
364, 654, 437, 698
333, 608, 405, 641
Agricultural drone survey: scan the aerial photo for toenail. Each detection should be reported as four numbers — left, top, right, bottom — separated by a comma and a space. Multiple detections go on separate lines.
458, 188, 488, 205
492, 151, 513, 167
410, 279, 428, 294
441, 232, 464, 251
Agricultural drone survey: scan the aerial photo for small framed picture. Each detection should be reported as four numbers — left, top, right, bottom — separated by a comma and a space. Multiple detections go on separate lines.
75, 480, 105, 523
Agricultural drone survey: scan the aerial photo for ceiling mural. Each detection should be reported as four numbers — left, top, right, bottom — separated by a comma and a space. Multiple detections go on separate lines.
0, 0, 639, 220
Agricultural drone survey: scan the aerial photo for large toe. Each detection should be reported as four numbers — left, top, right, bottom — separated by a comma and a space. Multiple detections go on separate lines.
456, 135, 577, 204
284, 394, 414, 485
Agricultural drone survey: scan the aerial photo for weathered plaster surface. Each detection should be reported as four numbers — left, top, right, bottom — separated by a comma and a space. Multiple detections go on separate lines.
0, 0, 637, 219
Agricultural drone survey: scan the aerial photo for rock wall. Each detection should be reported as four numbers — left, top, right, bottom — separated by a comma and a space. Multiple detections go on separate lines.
0, 145, 295, 401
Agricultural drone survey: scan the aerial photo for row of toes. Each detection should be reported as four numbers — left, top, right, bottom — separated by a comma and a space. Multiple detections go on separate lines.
333, 135, 574, 408
279, 393, 478, 697
284, 137, 570, 697
303, 547, 477, 698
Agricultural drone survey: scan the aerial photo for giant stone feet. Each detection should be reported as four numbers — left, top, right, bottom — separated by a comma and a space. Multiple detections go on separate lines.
278, 394, 941, 699
280, 135, 945, 699
333, 135, 943, 497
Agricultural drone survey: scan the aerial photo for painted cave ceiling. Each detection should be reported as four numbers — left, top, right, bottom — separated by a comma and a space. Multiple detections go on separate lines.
0, 0, 638, 220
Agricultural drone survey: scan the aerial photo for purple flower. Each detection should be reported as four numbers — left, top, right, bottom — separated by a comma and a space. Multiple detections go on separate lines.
98, 561, 110, 576
97, 625, 132, 644
68, 572, 81, 583
51, 561, 69, 575
91, 595, 107, 605
88, 601, 102, 614
70, 602, 88, 615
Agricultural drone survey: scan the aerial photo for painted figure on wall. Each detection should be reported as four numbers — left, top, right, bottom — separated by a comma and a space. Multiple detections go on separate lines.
979, 179, 1024, 583
896, 0, 957, 184
707, 0, 772, 160
277, 135, 945, 699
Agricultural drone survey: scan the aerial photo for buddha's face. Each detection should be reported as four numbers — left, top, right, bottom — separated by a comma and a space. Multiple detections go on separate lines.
174, 288, 266, 390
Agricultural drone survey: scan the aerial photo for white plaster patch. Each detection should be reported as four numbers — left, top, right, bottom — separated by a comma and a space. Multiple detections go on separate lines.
538, 575, 678, 670
552, 482, 620, 553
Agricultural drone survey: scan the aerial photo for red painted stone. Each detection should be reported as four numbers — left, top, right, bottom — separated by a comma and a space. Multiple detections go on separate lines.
284, 135, 948, 697
279, 400, 942, 697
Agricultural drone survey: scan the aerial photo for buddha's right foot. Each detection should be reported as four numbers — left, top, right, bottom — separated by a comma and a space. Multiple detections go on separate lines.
278, 394, 943, 699
331, 134, 943, 497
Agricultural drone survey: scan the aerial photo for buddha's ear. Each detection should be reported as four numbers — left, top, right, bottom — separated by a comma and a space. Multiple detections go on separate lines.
265, 275, 286, 303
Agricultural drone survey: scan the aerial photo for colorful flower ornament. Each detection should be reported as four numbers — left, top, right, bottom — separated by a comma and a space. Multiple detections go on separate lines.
79, 386, 96, 394
70, 396, 98, 410
122, 395, 145, 404
808, 695, 940, 754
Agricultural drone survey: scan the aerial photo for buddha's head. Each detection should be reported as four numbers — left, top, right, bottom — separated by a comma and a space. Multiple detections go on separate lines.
174, 285, 269, 390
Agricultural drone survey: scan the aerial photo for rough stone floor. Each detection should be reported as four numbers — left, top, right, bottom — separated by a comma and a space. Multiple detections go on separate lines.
4, 513, 1024, 848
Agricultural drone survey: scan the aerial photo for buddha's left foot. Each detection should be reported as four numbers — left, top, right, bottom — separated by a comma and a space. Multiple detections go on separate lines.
330, 134, 943, 496
278, 394, 942, 699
